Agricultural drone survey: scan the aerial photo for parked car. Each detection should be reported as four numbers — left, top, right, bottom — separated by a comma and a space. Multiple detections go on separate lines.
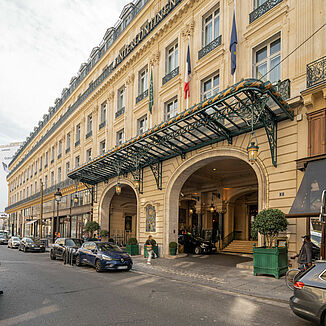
8, 236, 21, 249
18, 237, 45, 252
178, 233, 216, 255
0, 234, 8, 245
76, 241, 133, 272
50, 238, 83, 260
290, 261, 326, 325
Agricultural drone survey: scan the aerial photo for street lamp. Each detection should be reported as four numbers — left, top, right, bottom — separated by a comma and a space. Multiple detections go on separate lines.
247, 131, 259, 163
54, 188, 62, 241
116, 182, 121, 195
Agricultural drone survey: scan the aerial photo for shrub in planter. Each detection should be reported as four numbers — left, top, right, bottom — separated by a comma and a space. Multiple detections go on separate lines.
169, 241, 178, 255
100, 230, 109, 237
251, 208, 289, 279
126, 238, 139, 256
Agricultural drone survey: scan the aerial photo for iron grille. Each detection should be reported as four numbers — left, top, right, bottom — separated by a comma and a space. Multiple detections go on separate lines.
307, 56, 326, 88
162, 67, 179, 85
249, 0, 283, 24
198, 35, 222, 60
136, 89, 149, 104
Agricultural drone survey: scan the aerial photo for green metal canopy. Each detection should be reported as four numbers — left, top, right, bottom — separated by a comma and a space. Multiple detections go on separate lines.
68, 78, 293, 189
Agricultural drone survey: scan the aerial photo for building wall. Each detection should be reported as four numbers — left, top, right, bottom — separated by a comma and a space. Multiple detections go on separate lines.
5, 0, 326, 254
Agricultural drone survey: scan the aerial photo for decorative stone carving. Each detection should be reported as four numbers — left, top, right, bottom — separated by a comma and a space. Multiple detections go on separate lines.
150, 51, 160, 66
126, 73, 135, 85
146, 204, 156, 232
108, 90, 115, 102
181, 20, 195, 38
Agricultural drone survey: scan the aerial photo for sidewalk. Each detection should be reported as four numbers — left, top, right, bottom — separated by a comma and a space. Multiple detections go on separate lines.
132, 253, 292, 303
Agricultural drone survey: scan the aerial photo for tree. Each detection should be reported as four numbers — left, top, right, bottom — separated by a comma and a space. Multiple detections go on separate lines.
251, 208, 288, 248
84, 221, 100, 236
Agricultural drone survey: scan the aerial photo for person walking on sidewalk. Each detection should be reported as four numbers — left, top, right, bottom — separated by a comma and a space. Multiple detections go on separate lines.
145, 235, 154, 265
292, 235, 313, 270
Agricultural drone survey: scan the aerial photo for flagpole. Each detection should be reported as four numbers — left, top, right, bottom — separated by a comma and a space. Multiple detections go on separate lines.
187, 35, 190, 109
233, 0, 236, 85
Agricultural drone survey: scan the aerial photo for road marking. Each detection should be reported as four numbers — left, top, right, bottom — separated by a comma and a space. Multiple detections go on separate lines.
0, 305, 60, 326
124, 277, 159, 288
111, 274, 146, 286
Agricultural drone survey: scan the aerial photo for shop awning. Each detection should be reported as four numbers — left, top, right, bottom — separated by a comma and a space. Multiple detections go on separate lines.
68, 78, 293, 187
26, 220, 38, 225
289, 159, 326, 216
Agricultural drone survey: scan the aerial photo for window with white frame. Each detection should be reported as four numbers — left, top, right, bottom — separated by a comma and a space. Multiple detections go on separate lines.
66, 162, 70, 175
51, 146, 55, 162
100, 140, 106, 155
76, 124, 81, 143
58, 140, 62, 156
87, 114, 92, 134
86, 148, 92, 162
117, 86, 125, 111
202, 6, 220, 47
30, 164, 33, 177
116, 129, 125, 146
40, 156, 43, 170
166, 41, 178, 73
35, 181, 37, 193
26, 187, 29, 197
75, 155, 80, 168
201, 73, 220, 100
35, 160, 38, 174
254, 36, 281, 83
66, 133, 71, 150
44, 175, 48, 189
57, 167, 61, 183
138, 66, 148, 95
50, 172, 54, 187
137, 115, 147, 135
164, 97, 178, 121
100, 102, 107, 124
45, 152, 48, 166
253, 0, 268, 9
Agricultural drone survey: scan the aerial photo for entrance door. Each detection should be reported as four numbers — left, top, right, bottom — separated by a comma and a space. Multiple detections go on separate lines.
249, 205, 258, 241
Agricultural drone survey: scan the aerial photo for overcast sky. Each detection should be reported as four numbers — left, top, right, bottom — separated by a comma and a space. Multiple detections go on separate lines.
0, 0, 130, 145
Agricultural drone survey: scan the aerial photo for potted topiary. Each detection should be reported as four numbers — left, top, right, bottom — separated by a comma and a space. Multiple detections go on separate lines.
84, 221, 100, 239
126, 238, 139, 256
251, 208, 289, 279
169, 242, 178, 255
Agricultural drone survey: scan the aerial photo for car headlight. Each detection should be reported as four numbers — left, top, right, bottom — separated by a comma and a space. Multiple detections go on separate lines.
102, 255, 112, 261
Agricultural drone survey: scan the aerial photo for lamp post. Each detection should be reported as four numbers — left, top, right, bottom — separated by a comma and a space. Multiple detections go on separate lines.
39, 181, 43, 239
54, 188, 62, 241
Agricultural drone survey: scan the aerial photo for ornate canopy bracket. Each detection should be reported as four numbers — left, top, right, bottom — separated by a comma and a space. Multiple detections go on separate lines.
150, 161, 162, 190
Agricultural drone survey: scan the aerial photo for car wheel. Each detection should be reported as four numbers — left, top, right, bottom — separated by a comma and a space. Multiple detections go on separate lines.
75, 255, 82, 267
194, 246, 201, 255
95, 260, 103, 273
50, 250, 56, 260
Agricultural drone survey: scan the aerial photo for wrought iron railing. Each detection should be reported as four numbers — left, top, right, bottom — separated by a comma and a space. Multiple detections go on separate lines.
99, 121, 106, 130
221, 231, 235, 250
307, 56, 326, 88
75, 140, 80, 147
115, 107, 125, 119
136, 89, 148, 104
65, 147, 70, 154
86, 131, 92, 139
266, 79, 290, 107
249, 0, 283, 24
162, 66, 179, 85
198, 35, 222, 60
57, 153, 62, 159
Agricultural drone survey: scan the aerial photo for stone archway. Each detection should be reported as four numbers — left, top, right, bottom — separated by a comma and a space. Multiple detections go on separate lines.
98, 180, 139, 244
163, 147, 268, 255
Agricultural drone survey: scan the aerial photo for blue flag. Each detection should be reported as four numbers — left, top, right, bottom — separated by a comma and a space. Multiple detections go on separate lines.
229, 10, 238, 75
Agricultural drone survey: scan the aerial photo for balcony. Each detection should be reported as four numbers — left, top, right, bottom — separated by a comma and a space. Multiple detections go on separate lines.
307, 56, 326, 88
136, 89, 148, 104
198, 35, 222, 60
267, 79, 290, 107
86, 131, 92, 139
51, 159, 54, 164
162, 67, 179, 85
249, 0, 283, 24
115, 107, 125, 119
65, 147, 70, 154
75, 140, 80, 147
99, 121, 106, 130
57, 153, 62, 159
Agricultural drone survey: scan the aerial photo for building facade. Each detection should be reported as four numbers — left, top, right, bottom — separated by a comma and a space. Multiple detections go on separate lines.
5, 0, 326, 256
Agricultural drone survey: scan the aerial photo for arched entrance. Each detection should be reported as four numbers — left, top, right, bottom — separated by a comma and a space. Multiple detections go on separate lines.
99, 182, 138, 245
164, 148, 268, 255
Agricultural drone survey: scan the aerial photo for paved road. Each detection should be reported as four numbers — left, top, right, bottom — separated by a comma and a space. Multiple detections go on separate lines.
0, 246, 311, 326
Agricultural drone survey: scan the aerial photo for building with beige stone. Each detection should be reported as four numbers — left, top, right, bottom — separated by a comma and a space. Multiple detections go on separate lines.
5, 0, 326, 257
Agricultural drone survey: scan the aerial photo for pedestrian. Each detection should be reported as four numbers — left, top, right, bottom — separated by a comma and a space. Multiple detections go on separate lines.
292, 235, 313, 270
0, 261, 3, 295
145, 235, 154, 265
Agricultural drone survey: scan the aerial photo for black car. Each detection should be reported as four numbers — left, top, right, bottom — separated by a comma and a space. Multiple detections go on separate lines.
0, 234, 8, 245
178, 233, 216, 255
19, 237, 45, 252
50, 238, 83, 260
290, 261, 326, 325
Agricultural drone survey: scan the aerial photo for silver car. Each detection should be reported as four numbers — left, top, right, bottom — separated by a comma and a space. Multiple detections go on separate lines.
290, 261, 326, 325
8, 236, 21, 249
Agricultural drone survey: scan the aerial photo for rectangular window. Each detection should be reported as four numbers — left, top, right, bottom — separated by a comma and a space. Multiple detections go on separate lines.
66, 162, 70, 175
35, 181, 37, 193
137, 115, 148, 135
100, 103, 107, 124
50, 172, 54, 187
164, 97, 178, 121
51, 146, 55, 162
57, 167, 61, 183
40, 156, 43, 170
66, 133, 71, 151
45, 152, 48, 167
31, 184, 33, 195
100, 140, 106, 155
26, 187, 29, 197
166, 41, 178, 73
44, 175, 48, 189
58, 140, 62, 156
35, 160, 38, 174
138, 66, 148, 95
117, 86, 126, 111
31, 165, 33, 177
27, 167, 29, 180
86, 148, 92, 162
254, 36, 281, 83
203, 6, 220, 47
75, 155, 80, 168
201, 73, 220, 100
75, 124, 81, 143
116, 129, 125, 146
87, 114, 92, 134
253, 0, 268, 9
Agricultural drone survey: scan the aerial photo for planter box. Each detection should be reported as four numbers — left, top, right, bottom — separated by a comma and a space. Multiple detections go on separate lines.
144, 245, 159, 258
253, 245, 288, 279
126, 244, 139, 256
169, 247, 177, 255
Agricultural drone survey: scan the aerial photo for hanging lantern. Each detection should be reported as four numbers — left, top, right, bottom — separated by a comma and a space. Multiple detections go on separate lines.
73, 194, 79, 203
134, 179, 140, 189
247, 131, 259, 163
116, 183, 121, 195
210, 203, 215, 213
54, 188, 62, 202
189, 208, 193, 214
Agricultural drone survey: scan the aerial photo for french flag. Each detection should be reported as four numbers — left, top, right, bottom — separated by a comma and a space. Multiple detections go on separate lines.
184, 43, 191, 99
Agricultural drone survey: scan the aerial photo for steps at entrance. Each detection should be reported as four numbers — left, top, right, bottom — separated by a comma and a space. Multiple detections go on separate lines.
221, 240, 256, 254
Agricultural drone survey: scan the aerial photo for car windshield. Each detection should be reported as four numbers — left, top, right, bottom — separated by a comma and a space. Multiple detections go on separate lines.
97, 243, 123, 252
66, 239, 83, 247
12, 237, 20, 241
0, 235, 6, 239
25, 238, 34, 243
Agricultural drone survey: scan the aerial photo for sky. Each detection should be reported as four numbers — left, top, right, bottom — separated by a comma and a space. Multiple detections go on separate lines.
0, 0, 130, 145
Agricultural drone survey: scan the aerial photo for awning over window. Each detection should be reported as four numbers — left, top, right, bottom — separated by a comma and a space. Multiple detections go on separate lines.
289, 159, 326, 216
26, 220, 38, 225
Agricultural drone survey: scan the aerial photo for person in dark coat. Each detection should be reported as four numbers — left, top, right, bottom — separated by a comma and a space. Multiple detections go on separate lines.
292, 235, 313, 270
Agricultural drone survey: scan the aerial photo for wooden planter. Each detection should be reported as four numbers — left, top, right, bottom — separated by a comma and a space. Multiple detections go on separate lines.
253, 244, 288, 279
126, 244, 139, 256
